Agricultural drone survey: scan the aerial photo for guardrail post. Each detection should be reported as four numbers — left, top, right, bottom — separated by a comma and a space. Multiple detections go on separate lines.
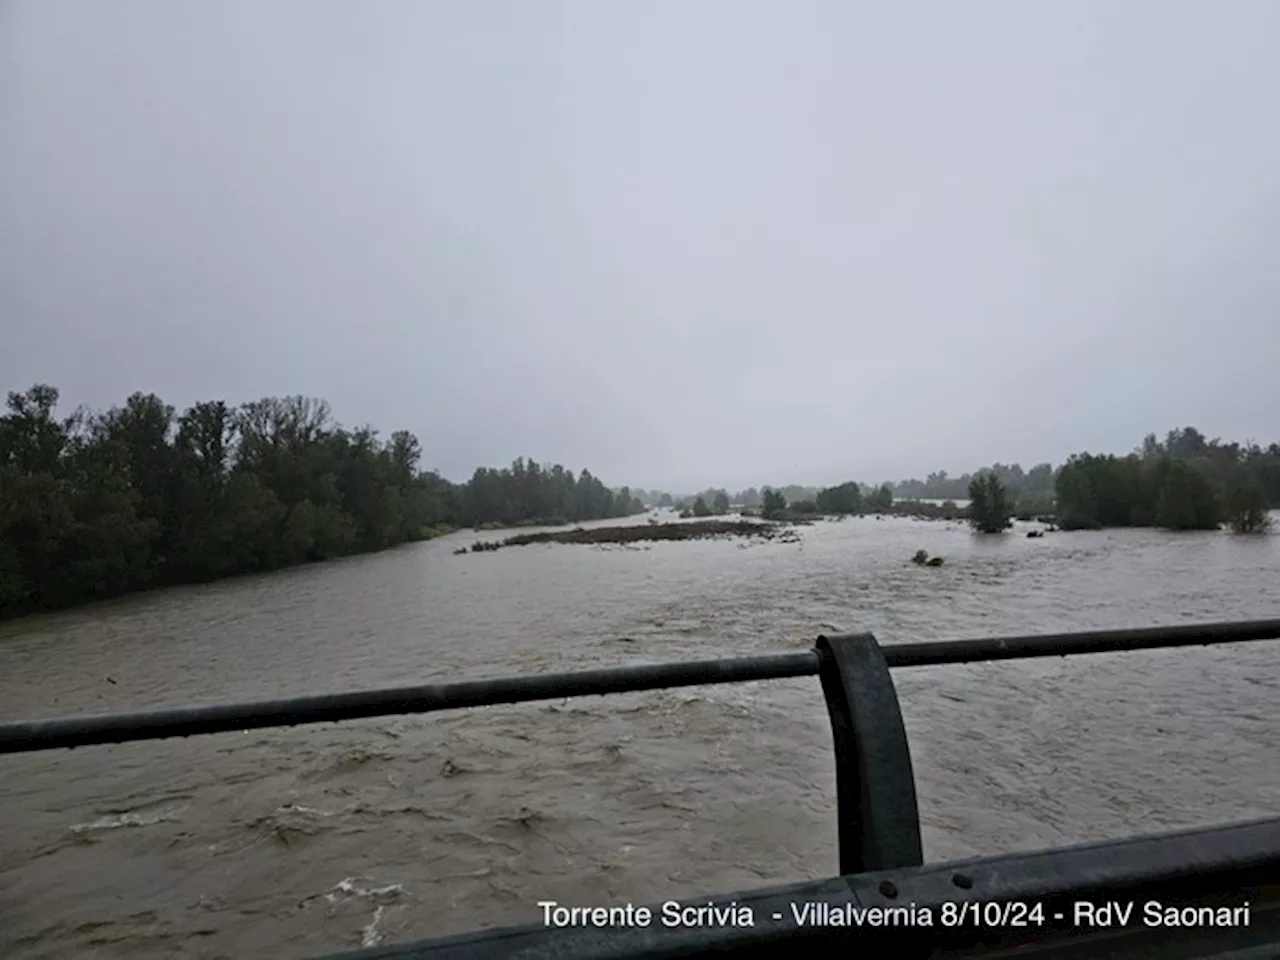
815, 632, 924, 874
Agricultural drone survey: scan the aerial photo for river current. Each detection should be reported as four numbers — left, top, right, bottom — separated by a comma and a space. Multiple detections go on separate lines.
2, 512, 1278, 958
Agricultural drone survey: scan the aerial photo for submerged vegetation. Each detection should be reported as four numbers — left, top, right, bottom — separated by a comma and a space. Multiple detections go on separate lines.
0, 384, 645, 617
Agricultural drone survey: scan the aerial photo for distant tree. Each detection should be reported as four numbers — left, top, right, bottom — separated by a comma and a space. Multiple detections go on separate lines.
1024, 462, 1055, 498
712, 490, 730, 515
1054, 455, 1102, 530
816, 481, 862, 514
0, 384, 67, 473
658, 492, 674, 507
780, 485, 819, 504
761, 487, 787, 520
694, 488, 729, 513
967, 473, 1013, 533
737, 487, 762, 508
692, 495, 713, 517
1164, 426, 1209, 460
790, 499, 820, 515
865, 483, 893, 512
613, 486, 645, 517
1154, 459, 1221, 531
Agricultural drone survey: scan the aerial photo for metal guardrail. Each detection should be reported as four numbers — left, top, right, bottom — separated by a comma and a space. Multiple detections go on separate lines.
4, 618, 1280, 958
329, 818, 1280, 960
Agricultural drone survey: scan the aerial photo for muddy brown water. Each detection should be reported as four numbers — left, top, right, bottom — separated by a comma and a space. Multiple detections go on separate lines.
2, 513, 1279, 958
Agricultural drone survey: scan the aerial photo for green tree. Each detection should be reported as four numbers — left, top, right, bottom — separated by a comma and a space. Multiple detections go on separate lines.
1154, 459, 1221, 531
0, 469, 74, 610
712, 490, 730, 515
0, 384, 68, 473
816, 481, 862, 514
99, 392, 178, 552
61, 442, 157, 600
780, 485, 819, 504
692, 495, 712, 517
1055, 455, 1100, 530
967, 473, 1013, 533
761, 487, 787, 519
865, 483, 893, 512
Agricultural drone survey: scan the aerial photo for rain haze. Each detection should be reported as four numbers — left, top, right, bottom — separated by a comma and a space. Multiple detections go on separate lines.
5, 7, 1280, 957
4, 0, 1280, 492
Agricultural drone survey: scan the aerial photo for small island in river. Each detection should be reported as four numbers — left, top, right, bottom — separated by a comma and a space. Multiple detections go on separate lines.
466, 519, 793, 552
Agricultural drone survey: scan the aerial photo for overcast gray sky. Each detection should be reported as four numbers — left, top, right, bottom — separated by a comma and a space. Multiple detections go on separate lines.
4, 1, 1279, 491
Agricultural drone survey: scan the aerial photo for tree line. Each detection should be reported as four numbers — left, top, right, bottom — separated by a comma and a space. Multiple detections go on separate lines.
960, 427, 1276, 535
891, 463, 1056, 511
889, 428, 1280, 511
0, 384, 645, 617
1052, 428, 1275, 532
642, 483, 895, 516
640, 425, 1278, 536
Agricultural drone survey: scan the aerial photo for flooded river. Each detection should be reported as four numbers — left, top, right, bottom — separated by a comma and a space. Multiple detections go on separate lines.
2, 513, 1279, 958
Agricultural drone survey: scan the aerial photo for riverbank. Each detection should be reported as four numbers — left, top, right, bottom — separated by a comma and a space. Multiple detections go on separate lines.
0, 522, 465, 623
0, 505, 655, 622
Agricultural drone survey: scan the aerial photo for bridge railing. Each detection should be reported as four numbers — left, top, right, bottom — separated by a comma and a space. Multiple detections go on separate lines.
4, 618, 1280, 959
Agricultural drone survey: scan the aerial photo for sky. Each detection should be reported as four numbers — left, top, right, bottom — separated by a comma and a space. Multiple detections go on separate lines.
4, 1, 1280, 492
